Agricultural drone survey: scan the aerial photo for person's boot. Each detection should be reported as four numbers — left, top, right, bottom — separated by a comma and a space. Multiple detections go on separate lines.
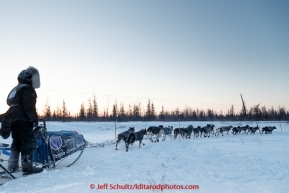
21, 132, 43, 176
22, 162, 43, 176
8, 148, 20, 173
21, 150, 43, 176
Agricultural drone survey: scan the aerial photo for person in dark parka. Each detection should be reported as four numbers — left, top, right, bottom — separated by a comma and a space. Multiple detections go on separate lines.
0, 66, 43, 175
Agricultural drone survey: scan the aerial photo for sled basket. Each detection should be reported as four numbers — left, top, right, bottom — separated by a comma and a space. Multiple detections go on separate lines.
33, 119, 87, 168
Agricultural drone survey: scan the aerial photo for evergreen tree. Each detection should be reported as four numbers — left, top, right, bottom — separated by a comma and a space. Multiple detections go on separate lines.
278, 106, 286, 120
184, 107, 190, 121
112, 100, 118, 121
62, 100, 68, 121
133, 103, 139, 121
133, 102, 142, 121
118, 103, 126, 122
192, 110, 197, 121
199, 109, 205, 121
128, 104, 133, 121
229, 104, 235, 121
93, 94, 98, 121
261, 106, 268, 120
55, 106, 62, 121
151, 102, 156, 121
52, 110, 56, 120
87, 98, 93, 121
145, 99, 151, 121
240, 95, 247, 120
175, 107, 180, 121
207, 109, 214, 121
79, 103, 86, 121
43, 99, 51, 120
159, 106, 165, 121
253, 104, 262, 120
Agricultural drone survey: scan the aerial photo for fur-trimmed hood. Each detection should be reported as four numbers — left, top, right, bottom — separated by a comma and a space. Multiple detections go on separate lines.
17, 66, 40, 89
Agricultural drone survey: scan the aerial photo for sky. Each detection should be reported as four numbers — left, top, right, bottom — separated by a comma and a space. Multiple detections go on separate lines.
0, 0, 288, 116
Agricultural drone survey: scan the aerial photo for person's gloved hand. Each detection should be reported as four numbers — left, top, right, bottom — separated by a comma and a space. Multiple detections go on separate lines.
0, 127, 11, 139
0, 131, 10, 139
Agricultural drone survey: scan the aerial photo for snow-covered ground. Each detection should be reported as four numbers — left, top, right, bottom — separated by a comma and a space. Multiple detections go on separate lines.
0, 121, 288, 193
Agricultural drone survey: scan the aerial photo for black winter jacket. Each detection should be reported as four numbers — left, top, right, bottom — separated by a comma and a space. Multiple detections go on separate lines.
1, 67, 40, 131
6, 83, 38, 123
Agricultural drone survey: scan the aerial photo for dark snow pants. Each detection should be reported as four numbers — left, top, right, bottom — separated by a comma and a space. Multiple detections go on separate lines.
8, 120, 35, 170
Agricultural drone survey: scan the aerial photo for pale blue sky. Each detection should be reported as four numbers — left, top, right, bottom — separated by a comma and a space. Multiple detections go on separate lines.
0, 0, 288, 115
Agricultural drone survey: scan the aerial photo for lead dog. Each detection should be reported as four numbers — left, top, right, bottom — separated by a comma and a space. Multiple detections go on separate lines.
262, 126, 276, 134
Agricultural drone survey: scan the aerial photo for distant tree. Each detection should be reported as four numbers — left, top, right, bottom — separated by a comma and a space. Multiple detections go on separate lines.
127, 104, 133, 121
207, 109, 214, 121
106, 97, 110, 122
87, 98, 93, 121
118, 103, 126, 122
196, 109, 200, 121
199, 109, 205, 121
278, 106, 286, 120
112, 100, 118, 121
159, 106, 165, 121
192, 110, 197, 121
55, 105, 62, 121
247, 107, 253, 121
79, 103, 86, 121
229, 104, 235, 121
183, 107, 190, 121
67, 111, 71, 121
145, 99, 151, 121
269, 106, 277, 120
103, 110, 107, 122
151, 102, 156, 121
93, 94, 98, 121
62, 100, 68, 121
252, 104, 262, 120
218, 110, 224, 121
133, 102, 142, 121
145, 99, 157, 121
43, 99, 51, 121
240, 94, 247, 120
261, 106, 268, 120
175, 107, 180, 121
52, 110, 56, 120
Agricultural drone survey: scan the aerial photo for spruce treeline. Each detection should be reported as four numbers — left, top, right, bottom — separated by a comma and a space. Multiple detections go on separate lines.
41, 97, 289, 122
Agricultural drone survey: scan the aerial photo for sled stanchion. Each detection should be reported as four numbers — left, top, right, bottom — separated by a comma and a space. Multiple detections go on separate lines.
48, 137, 56, 168
41, 119, 50, 168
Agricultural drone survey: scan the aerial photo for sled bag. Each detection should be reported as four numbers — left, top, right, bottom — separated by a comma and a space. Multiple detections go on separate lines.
33, 130, 86, 163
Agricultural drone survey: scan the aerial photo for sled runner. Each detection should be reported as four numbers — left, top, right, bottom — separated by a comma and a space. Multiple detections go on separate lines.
0, 119, 86, 183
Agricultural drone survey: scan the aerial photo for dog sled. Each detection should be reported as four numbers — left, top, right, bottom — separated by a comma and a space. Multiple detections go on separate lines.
0, 119, 86, 182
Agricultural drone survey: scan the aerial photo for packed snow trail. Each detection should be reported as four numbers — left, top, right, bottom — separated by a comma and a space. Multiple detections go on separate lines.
0, 121, 288, 193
